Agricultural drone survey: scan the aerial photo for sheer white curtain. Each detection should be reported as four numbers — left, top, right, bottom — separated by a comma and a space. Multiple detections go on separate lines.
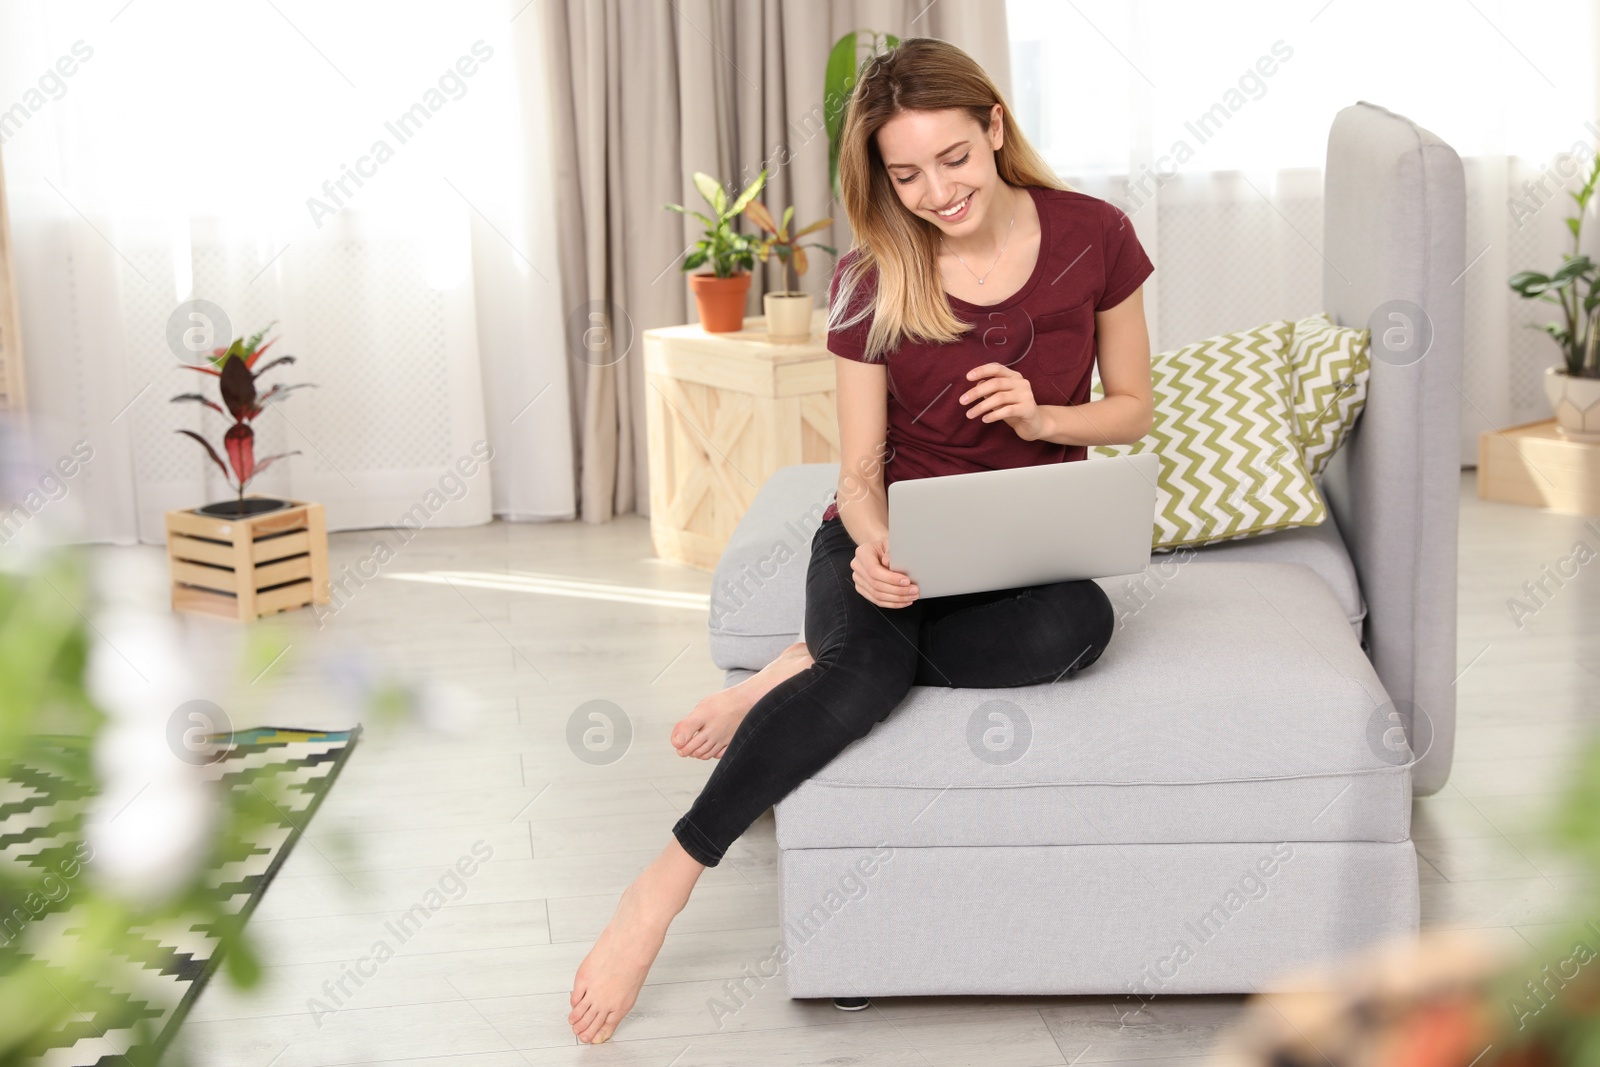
0, 0, 574, 545
1009, 0, 1600, 465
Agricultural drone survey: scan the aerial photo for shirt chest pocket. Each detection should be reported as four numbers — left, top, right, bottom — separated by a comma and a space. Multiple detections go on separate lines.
1020, 297, 1097, 405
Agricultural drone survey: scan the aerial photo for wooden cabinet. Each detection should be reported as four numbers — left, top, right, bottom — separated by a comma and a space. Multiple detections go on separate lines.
644, 307, 839, 570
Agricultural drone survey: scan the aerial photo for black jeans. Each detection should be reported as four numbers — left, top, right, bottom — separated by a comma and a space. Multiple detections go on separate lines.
672, 512, 1116, 867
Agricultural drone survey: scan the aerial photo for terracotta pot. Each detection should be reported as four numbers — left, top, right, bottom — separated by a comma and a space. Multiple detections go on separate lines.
688, 272, 752, 333
763, 292, 814, 341
1543, 366, 1600, 441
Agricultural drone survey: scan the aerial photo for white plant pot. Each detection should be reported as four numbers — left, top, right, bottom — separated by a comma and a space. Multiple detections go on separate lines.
1543, 366, 1600, 441
763, 292, 814, 341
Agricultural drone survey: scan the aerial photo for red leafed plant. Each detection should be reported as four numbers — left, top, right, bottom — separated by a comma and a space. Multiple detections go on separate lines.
169, 322, 315, 505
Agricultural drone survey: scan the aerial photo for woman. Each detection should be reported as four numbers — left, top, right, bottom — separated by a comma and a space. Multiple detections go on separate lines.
568, 37, 1154, 1044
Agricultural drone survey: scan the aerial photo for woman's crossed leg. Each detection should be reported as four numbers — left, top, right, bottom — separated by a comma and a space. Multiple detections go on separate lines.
567, 516, 1115, 1042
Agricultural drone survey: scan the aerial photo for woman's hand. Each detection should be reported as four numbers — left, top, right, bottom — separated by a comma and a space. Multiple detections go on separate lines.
852, 537, 919, 608
961, 362, 1047, 441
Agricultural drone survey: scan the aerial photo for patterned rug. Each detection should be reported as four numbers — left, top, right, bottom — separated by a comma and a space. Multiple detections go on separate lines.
0, 725, 362, 1066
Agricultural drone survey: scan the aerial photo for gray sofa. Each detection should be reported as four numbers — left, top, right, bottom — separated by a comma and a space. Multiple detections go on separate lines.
704, 101, 1462, 999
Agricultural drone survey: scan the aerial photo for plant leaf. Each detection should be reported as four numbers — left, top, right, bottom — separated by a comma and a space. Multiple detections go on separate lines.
792, 245, 808, 276
693, 172, 722, 212
825, 32, 857, 165
169, 393, 227, 416
1551, 255, 1593, 284
174, 429, 233, 484
244, 451, 301, 487
243, 335, 276, 369
793, 218, 831, 238
825, 32, 860, 203
250, 382, 318, 418
665, 203, 717, 228
745, 201, 778, 234
250, 354, 297, 381
1509, 270, 1552, 296
224, 422, 255, 484
219, 353, 257, 421
728, 169, 767, 217
242, 320, 277, 357
222, 927, 262, 987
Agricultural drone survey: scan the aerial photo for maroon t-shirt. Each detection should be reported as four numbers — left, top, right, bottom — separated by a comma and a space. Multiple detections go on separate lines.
820, 184, 1154, 523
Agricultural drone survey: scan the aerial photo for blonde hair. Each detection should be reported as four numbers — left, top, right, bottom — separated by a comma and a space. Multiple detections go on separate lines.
828, 37, 1073, 363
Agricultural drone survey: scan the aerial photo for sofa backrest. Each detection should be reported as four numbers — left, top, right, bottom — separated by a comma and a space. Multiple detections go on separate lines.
1319, 100, 1464, 795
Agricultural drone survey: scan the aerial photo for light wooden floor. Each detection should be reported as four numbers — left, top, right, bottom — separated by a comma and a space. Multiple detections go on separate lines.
143, 471, 1597, 1065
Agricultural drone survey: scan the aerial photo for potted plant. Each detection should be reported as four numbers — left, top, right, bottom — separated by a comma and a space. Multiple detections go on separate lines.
1213, 725, 1600, 1065
825, 30, 899, 202
170, 322, 316, 517
666, 170, 767, 333
1508, 152, 1600, 440
745, 199, 836, 340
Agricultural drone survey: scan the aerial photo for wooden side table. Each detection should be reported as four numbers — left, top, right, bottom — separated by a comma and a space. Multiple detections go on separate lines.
644, 306, 839, 570
1478, 418, 1600, 515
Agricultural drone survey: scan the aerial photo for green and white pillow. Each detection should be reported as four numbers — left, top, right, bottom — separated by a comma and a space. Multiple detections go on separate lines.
1090, 319, 1326, 550
1287, 311, 1371, 477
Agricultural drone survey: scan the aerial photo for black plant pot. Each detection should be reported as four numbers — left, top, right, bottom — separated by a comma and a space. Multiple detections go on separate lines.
194, 497, 293, 519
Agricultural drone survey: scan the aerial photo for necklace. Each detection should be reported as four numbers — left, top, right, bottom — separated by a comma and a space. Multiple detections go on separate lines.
941, 188, 1017, 285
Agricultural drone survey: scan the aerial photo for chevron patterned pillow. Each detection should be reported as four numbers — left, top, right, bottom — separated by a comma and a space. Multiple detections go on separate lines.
1288, 311, 1372, 477
1089, 319, 1326, 550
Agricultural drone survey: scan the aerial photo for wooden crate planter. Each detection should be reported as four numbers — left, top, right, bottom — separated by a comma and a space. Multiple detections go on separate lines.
1478, 417, 1600, 516
164, 498, 331, 621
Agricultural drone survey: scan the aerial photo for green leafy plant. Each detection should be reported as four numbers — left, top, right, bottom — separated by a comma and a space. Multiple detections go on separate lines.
744, 200, 837, 294
665, 170, 768, 279
0, 538, 414, 1065
0, 548, 276, 1066
169, 322, 317, 505
825, 30, 899, 202
1478, 727, 1600, 1063
1508, 151, 1600, 379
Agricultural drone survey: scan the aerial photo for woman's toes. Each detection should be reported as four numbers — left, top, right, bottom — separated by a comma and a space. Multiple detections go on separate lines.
572, 1002, 600, 1038
592, 1011, 622, 1043
578, 1007, 609, 1043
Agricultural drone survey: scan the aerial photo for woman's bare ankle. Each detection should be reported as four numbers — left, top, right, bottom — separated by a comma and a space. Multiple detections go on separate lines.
631, 837, 705, 918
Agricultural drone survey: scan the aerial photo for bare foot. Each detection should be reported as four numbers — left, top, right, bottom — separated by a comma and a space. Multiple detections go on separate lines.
569, 839, 704, 1043
671, 640, 813, 759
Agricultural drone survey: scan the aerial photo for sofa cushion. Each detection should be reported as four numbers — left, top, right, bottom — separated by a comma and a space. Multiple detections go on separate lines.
708, 463, 838, 672
1088, 320, 1327, 549
755, 561, 1409, 849
1161, 481, 1367, 643
709, 464, 1367, 670
1289, 311, 1372, 477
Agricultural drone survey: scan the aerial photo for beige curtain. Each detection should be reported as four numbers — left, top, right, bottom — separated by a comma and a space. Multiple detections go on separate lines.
0, 142, 25, 418
542, 0, 1012, 523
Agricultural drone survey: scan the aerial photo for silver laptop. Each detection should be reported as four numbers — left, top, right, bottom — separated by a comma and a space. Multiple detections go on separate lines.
886, 451, 1160, 598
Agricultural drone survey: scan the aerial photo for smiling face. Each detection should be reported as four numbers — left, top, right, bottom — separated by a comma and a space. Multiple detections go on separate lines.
876, 104, 1004, 232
